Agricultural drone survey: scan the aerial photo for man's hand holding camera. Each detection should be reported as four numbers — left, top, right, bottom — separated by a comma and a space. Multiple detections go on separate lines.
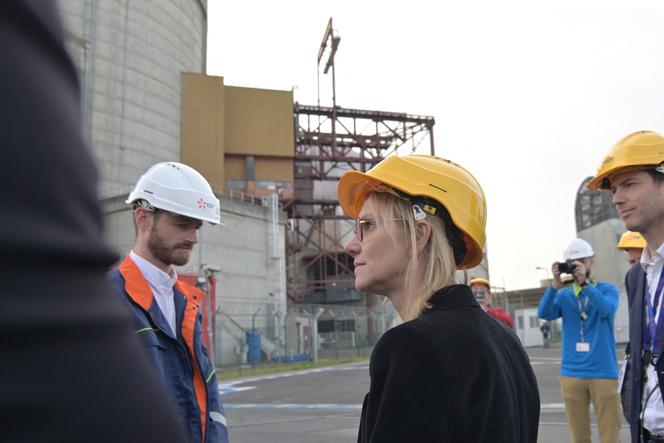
571, 260, 589, 286
551, 262, 563, 290
551, 259, 589, 289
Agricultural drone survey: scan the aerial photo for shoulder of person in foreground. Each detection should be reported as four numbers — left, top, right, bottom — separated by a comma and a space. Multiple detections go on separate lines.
0, 2, 187, 440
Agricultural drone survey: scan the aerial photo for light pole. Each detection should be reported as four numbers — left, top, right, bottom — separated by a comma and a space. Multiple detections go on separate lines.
199, 264, 221, 364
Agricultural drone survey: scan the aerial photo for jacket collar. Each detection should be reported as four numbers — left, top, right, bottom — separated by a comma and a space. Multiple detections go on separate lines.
130, 250, 178, 293
424, 284, 481, 313
119, 255, 185, 338
119, 255, 153, 311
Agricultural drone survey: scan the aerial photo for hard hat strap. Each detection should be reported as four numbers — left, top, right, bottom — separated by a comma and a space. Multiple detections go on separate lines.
389, 187, 467, 265
363, 180, 468, 265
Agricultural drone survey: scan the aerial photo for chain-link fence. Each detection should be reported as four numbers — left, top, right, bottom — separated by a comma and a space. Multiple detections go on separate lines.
213, 302, 398, 368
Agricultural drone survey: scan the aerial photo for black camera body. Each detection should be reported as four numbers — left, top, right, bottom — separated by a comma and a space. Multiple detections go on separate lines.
557, 259, 577, 274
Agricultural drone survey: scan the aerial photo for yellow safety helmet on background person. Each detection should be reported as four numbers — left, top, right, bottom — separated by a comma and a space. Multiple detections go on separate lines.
587, 130, 664, 190
616, 231, 646, 250
469, 278, 491, 290
337, 154, 487, 269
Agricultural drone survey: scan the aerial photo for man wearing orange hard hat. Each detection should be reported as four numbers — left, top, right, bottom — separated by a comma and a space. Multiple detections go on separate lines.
469, 277, 513, 329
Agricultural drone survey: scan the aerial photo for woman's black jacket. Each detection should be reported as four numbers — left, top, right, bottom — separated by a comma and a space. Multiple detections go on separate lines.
358, 284, 540, 442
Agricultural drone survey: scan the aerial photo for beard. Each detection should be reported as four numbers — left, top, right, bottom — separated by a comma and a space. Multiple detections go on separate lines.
147, 225, 193, 267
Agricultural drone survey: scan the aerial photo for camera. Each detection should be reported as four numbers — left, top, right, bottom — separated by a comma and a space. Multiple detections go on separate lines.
557, 260, 576, 274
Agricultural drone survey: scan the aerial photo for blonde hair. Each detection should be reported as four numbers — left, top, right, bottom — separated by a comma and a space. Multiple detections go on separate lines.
367, 192, 457, 321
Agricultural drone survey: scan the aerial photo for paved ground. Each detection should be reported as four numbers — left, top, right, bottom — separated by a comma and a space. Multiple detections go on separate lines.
221, 345, 630, 442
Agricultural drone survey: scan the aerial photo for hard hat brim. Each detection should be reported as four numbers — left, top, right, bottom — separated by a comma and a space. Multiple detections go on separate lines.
337, 170, 385, 219
469, 278, 491, 289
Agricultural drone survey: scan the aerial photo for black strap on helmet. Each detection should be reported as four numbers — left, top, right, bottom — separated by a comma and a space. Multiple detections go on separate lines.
390, 188, 467, 266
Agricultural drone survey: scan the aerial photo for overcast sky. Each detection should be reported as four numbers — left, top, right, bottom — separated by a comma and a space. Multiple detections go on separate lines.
206, 0, 664, 290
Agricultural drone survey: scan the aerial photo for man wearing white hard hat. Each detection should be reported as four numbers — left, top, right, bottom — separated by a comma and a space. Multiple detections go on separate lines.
107, 162, 228, 443
537, 238, 620, 443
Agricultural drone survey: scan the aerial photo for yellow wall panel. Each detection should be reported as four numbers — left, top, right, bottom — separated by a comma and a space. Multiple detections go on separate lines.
224, 156, 245, 181
225, 86, 294, 157
255, 158, 293, 182
181, 73, 226, 192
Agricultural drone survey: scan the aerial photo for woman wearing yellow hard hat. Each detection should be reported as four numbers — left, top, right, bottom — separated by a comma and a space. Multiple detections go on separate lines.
338, 154, 540, 442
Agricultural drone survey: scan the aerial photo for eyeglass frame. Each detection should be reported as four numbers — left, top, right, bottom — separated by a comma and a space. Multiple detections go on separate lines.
353, 216, 407, 242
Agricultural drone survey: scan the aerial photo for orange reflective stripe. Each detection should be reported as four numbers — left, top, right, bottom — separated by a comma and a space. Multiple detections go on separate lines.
177, 281, 208, 441
118, 256, 153, 311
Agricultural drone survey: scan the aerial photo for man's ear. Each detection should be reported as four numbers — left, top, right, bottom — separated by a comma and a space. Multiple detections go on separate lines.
416, 222, 431, 254
134, 208, 152, 233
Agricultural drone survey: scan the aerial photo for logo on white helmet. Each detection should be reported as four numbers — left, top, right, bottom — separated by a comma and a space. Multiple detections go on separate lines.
197, 197, 215, 209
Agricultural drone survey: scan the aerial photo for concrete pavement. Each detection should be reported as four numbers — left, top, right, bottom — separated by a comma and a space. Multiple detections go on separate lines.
221, 345, 629, 442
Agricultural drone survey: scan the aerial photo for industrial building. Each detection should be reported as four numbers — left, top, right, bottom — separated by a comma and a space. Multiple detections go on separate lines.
59, 2, 489, 365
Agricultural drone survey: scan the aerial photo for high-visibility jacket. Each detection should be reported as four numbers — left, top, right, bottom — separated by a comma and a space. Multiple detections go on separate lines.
108, 256, 229, 443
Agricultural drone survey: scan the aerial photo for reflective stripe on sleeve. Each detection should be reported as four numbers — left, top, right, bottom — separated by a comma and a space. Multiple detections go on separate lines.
209, 411, 227, 427
206, 369, 216, 383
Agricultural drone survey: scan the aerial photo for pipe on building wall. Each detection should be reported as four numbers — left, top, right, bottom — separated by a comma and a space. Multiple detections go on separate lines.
309, 308, 324, 362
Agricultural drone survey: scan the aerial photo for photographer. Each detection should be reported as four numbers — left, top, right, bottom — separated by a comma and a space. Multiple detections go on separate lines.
537, 238, 620, 443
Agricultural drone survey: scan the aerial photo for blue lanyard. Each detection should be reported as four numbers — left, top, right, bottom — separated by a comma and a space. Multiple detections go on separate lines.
644, 268, 664, 353
576, 293, 590, 341
576, 293, 589, 314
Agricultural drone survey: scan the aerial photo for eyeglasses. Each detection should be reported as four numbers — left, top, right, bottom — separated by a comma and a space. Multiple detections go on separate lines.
354, 218, 376, 242
353, 217, 404, 242
473, 289, 487, 300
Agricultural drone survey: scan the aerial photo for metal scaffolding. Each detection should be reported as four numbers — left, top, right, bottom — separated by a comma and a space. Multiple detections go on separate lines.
282, 17, 436, 304
283, 103, 435, 303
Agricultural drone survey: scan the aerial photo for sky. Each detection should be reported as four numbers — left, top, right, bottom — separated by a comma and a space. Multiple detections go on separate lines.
206, 0, 664, 290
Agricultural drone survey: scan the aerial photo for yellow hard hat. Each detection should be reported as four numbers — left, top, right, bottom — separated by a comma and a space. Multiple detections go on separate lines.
469, 277, 491, 289
616, 231, 646, 250
587, 130, 664, 190
337, 154, 487, 269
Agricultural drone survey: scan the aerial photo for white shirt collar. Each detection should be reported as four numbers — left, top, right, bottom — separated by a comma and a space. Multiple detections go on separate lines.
130, 250, 178, 291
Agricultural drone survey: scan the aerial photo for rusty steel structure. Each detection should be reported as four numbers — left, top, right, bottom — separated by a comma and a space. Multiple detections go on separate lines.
283, 103, 435, 303
282, 17, 436, 304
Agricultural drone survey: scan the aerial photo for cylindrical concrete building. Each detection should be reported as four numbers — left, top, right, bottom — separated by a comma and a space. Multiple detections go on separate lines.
58, 0, 207, 196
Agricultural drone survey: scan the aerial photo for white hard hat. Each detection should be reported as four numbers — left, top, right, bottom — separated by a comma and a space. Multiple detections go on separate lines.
126, 162, 221, 224
563, 238, 594, 261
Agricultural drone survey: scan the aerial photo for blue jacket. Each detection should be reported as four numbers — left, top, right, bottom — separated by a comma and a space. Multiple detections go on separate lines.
624, 263, 664, 443
108, 256, 229, 443
537, 281, 619, 379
